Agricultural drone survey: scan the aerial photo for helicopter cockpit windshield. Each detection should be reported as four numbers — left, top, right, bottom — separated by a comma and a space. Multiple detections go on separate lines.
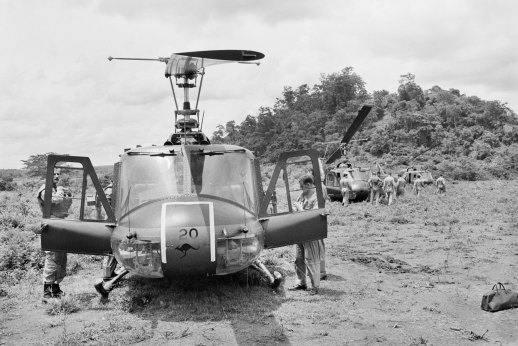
118, 147, 257, 216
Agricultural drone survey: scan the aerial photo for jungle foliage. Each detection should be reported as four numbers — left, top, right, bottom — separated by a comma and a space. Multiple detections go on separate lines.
212, 69, 518, 180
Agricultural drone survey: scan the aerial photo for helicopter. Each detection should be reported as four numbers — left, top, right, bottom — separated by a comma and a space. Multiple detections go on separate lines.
399, 167, 434, 185
374, 148, 435, 186
321, 105, 373, 203
39, 50, 328, 296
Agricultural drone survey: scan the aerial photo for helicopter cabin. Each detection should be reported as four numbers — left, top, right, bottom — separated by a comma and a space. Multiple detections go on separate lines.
401, 168, 434, 185
325, 167, 371, 201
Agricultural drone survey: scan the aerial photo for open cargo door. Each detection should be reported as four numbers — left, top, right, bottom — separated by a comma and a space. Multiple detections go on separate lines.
259, 150, 327, 249
40, 155, 115, 255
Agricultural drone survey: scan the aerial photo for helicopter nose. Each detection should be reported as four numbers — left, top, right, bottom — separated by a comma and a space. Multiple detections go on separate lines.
111, 198, 262, 278
111, 201, 217, 277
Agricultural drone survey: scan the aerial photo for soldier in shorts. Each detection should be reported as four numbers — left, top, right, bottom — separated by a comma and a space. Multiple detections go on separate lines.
413, 175, 425, 197
435, 174, 446, 194
383, 173, 396, 206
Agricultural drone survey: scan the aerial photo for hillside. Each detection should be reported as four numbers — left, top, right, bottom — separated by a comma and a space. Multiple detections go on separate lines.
212, 70, 518, 181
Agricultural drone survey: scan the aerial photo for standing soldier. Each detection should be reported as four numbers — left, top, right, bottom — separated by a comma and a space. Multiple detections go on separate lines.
396, 173, 406, 198
37, 169, 72, 302
383, 173, 396, 206
309, 167, 328, 279
413, 175, 425, 197
435, 174, 446, 194
339, 171, 353, 206
289, 175, 324, 295
367, 171, 382, 205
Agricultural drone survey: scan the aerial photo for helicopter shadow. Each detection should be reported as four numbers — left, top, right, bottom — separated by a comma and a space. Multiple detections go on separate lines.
118, 268, 292, 345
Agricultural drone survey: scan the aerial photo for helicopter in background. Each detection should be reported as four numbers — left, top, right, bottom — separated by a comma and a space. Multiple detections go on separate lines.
375, 151, 435, 186
321, 105, 373, 203
399, 167, 434, 185
40, 50, 327, 296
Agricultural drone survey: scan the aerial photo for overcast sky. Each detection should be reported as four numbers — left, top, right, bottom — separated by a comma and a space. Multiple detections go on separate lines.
1, 0, 517, 169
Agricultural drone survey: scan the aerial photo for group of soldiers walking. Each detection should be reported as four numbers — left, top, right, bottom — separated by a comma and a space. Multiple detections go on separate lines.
339, 169, 446, 207
365, 172, 446, 205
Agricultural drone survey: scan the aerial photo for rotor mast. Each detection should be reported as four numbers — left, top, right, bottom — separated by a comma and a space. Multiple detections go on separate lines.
168, 61, 204, 134
108, 50, 265, 144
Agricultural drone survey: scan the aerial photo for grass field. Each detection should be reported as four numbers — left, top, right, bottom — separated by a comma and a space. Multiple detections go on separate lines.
1, 180, 517, 345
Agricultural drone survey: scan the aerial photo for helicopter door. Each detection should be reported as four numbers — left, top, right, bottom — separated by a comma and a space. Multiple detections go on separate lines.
259, 150, 327, 249
40, 155, 115, 255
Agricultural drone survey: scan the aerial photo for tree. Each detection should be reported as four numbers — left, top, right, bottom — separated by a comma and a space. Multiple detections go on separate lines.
397, 73, 425, 107
21, 152, 67, 179
211, 125, 226, 144
317, 67, 368, 114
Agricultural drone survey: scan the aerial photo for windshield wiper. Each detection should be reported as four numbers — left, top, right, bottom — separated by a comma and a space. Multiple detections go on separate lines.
150, 152, 177, 157
127, 150, 176, 157
196, 149, 246, 156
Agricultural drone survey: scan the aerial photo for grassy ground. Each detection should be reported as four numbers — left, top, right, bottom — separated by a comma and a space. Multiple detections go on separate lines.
1, 180, 517, 345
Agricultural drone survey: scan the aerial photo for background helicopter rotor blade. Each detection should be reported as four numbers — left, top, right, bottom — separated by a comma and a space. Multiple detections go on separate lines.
325, 105, 372, 165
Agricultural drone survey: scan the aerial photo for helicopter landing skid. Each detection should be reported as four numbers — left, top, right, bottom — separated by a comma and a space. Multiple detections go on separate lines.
251, 259, 283, 289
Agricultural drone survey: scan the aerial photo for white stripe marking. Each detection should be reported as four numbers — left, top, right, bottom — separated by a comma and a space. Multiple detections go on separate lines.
160, 201, 215, 263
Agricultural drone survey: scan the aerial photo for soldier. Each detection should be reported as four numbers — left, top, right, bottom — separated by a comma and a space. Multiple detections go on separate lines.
97, 182, 119, 281
94, 181, 128, 298
383, 173, 396, 205
413, 175, 425, 197
289, 175, 324, 295
435, 174, 446, 194
339, 171, 353, 206
396, 173, 406, 198
367, 171, 382, 205
37, 169, 72, 302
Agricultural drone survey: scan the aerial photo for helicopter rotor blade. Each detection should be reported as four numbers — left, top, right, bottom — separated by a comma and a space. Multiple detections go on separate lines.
164, 50, 264, 78
107, 50, 265, 78
107, 56, 167, 62
325, 105, 372, 165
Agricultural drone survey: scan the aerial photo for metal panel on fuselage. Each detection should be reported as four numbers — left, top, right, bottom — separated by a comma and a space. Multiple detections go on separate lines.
162, 202, 216, 276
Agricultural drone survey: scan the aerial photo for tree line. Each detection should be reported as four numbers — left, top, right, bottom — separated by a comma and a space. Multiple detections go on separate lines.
211, 69, 518, 180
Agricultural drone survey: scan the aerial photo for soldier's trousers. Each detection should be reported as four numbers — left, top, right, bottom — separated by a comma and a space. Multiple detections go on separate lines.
386, 191, 394, 205
43, 251, 67, 284
370, 190, 380, 204
295, 239, 324, 289
102, 255, 118, 279
320, 242, 326, 277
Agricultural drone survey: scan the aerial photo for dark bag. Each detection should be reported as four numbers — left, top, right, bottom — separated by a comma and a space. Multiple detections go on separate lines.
481, 283, 518, 312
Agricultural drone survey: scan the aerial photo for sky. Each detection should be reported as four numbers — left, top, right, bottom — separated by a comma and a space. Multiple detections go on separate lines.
1, 0, 517, 169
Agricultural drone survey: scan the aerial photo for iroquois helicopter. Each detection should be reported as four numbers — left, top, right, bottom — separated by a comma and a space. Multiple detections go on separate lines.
39, 50, 327, 297
321, 105, 373, 203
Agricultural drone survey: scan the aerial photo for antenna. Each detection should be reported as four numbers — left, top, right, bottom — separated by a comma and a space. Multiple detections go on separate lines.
200, 110, 205, 132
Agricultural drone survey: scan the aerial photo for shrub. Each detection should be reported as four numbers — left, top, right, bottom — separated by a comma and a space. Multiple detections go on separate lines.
0, 177, 16, 191
0, 229, 44, 284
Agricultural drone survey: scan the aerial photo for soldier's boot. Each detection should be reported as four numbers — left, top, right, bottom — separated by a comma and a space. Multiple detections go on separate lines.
51, 283, 64, 298
42, 283, 53, 303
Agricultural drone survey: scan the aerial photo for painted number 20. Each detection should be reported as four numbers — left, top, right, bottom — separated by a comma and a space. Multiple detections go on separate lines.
179, 228, 198, 239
